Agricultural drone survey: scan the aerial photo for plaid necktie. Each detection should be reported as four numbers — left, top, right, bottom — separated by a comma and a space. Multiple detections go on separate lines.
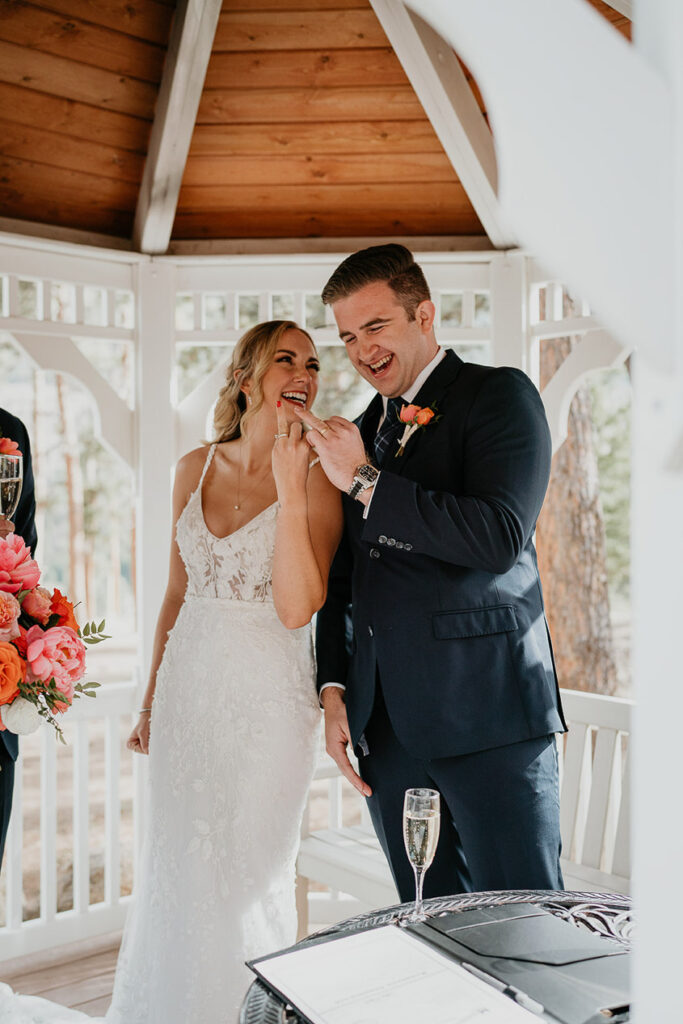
372, 396, 404, 467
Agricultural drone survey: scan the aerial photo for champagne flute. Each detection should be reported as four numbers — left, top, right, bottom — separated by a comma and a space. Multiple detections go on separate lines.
0, 454, 23, 524
402, 787, 440, 924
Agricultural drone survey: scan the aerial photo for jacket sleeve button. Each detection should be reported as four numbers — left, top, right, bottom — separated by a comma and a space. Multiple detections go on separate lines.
370, 548, 380, 559
395, 541, 404, 550
387, 538, 396, 547
404, 543, 413, 552
378, 535, 387, 544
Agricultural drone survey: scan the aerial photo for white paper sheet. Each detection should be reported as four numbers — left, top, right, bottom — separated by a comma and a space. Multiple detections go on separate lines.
252, 924, 543, 1024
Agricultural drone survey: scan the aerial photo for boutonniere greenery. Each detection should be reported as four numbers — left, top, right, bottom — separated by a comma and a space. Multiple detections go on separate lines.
395, 403, 440, 457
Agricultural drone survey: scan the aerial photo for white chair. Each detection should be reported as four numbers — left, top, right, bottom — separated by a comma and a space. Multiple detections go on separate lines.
558, 689, 632, 895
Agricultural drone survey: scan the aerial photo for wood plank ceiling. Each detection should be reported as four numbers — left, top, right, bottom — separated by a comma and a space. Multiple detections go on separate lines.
0, 0, 175, 237
0, 0, 631, 251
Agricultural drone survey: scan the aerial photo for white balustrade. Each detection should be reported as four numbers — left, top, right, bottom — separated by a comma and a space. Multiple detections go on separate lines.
0, 681, 139, 961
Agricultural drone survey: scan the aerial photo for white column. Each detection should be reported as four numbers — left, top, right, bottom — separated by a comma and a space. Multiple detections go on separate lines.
135, 261, 176, 691
631, 2, 683, 1019
490, 252, 527, 374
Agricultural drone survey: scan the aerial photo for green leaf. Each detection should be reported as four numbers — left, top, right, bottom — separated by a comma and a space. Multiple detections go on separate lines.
98, 619, 105, 633
83, 622, 91, 637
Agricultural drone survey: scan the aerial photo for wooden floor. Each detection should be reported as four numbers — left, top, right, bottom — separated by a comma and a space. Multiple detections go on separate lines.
1, 932, 122, 1016
0, 914, 331, 1016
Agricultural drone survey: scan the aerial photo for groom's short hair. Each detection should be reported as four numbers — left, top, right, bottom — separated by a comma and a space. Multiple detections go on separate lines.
321, 244, 431, 320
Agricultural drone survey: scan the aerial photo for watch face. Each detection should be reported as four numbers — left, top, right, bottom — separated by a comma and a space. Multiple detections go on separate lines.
356, 464, 379, 485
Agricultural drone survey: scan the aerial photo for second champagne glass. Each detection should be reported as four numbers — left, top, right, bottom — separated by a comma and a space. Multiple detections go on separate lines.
0, 453, 22, 524
402, 787, 440, 924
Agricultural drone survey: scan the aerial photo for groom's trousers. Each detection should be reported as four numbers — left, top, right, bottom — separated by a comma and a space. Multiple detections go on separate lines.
358, 680, 564, 901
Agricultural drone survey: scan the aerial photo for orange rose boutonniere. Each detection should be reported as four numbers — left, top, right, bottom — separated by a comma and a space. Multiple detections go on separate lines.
396, 403, 438, 457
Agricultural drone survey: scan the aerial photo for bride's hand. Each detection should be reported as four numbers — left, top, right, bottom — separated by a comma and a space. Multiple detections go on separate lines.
272, 401, 312, 504
127, 712, 151, 755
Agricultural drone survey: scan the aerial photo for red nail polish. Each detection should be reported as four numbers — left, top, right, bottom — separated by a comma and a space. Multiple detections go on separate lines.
276, 400, 281, 408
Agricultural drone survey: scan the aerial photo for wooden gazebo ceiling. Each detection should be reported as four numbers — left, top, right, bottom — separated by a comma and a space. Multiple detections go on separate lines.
0, 0, 631, 252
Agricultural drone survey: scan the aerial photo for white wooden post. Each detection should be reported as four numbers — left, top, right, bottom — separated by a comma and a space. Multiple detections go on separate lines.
135, 262, 176, 690
134, 262, 176, 866
631, 2, 683, 1018
631, 366, 683, 1018
490, 252, 527, 374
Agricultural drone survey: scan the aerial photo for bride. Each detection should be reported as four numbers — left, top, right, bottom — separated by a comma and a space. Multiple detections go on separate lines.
0, 319, 342, 1023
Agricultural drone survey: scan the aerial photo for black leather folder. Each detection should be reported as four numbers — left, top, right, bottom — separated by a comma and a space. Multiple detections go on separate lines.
410, 904, 630, 1024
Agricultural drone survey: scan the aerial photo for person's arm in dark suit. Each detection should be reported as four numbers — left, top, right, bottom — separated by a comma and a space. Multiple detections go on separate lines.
1, 413, 37, 555
362, 369, 551, 574
314, 520, 371, 797
315, 523, 354, 693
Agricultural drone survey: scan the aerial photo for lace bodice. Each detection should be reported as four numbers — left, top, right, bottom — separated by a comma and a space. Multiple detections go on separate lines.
176, 444, 277, 602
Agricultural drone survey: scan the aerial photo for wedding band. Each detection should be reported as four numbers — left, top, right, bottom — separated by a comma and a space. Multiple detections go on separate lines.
319, 428, 329, 437
274, 432, 288, 439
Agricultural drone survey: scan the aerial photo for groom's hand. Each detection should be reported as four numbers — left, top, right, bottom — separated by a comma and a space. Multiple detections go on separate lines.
321, 687, 372, 798
293, 408, 367, 494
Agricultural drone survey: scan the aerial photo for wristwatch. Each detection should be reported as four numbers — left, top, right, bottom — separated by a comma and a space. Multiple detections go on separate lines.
347, 463, 379, 500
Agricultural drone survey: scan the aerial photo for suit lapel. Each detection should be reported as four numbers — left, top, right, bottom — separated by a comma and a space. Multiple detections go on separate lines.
391, 350, 464, 473
355, 350, 465, 471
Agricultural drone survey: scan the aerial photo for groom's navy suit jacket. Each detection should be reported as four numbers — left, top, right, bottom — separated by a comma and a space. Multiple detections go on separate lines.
316, 350, 566, 760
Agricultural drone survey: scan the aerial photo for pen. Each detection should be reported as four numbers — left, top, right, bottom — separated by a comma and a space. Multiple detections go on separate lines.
460, 961, 546, 1016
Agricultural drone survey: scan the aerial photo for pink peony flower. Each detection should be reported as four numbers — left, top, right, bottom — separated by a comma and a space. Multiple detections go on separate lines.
0, 437, 20, 456
0, 535, 40, 594
25, 624, 87, 711
22, 585, 53, 625
0, 591, 21, 642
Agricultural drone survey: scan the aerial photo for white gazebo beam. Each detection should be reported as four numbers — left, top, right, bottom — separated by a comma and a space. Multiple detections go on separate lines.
369, 0, 515, 249
601, 1, 632, 19
8, 334, 135, 467
540, 330, 630, 454
133, 0, 222, 255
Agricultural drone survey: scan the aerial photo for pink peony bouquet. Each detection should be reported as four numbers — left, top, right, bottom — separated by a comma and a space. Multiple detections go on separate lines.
0, 533, 107, 740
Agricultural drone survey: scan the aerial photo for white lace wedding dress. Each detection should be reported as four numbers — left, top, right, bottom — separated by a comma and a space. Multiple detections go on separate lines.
1, 444, 321, 1024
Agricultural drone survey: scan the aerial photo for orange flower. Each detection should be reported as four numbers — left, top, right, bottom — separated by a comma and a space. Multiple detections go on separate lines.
399, 404, 420, 423
0, 641, 24, 711
50, 589, 79, 632
416, 407, 435, 426
13, 625, 28, 658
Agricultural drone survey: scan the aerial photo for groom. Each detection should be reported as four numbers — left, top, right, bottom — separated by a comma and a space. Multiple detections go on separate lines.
296, 244, 566, 899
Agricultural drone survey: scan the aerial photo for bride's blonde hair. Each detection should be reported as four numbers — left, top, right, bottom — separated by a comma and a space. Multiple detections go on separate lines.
213, 319, 316, 442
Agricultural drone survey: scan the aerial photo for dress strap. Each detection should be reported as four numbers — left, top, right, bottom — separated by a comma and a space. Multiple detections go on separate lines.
198, 443, 217, 488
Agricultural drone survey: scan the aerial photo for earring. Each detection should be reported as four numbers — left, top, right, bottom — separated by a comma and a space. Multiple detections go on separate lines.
247, 395, 252, 406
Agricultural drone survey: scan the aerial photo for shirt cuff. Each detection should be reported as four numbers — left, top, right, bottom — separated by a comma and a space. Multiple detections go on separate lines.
319, 682, 346, 707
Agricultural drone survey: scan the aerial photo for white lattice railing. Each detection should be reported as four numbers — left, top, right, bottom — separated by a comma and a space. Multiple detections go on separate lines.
0, 681, 141, 961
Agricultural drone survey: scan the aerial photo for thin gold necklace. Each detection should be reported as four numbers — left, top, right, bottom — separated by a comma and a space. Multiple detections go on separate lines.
233, 442, 272, 511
